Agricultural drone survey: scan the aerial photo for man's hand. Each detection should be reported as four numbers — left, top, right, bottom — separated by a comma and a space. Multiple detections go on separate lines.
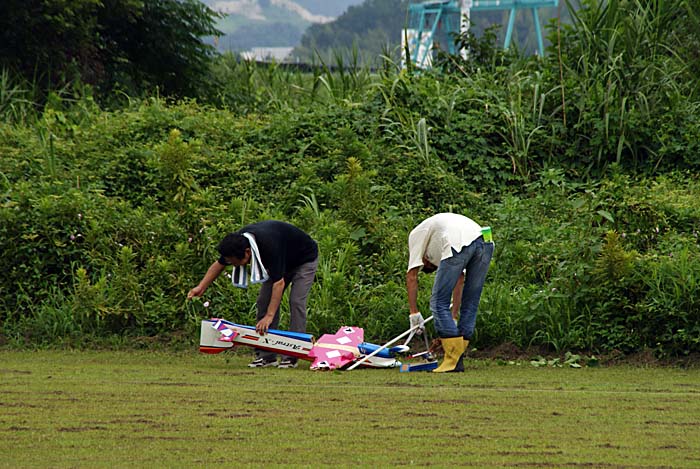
409, 312, 425, 333
187, 285, 205, 299
256, 315, 273, 335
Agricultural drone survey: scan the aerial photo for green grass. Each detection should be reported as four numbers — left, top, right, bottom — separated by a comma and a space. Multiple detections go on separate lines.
1, 350, 699, 467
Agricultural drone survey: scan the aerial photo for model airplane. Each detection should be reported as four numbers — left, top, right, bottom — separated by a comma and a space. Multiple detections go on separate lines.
199, 318, 408, 369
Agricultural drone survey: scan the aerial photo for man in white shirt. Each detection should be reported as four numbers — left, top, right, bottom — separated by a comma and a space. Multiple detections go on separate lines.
406, 213, 494, 372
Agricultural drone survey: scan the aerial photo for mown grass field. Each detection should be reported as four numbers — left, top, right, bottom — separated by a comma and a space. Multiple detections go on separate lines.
1, 350, 699, 467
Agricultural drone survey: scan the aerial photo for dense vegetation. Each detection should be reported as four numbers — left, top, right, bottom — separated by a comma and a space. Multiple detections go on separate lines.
0, 0, 220, 98
1, 0, 699, 359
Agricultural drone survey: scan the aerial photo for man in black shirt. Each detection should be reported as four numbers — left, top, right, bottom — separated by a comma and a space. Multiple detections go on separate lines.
188, 221, 319, 368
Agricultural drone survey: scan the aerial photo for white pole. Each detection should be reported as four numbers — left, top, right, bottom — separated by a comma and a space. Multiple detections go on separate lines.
347, 316, 434, 371
460, 0, 472, 59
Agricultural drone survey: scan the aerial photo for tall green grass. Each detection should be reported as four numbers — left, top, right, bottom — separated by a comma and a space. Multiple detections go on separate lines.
0, 69, 38, 124
210, 50, 374, 113
555, 0, 692, 173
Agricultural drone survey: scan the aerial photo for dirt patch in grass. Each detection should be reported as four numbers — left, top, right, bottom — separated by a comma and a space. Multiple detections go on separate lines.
58, 426, 108, 432
596, 349, 700, 368
0, 402, 39, 408
145, 381, 198, 387
107, 418, 157, 425
468, 343, 700, 368
0, 369, 31, 374
470, 342, 544, 361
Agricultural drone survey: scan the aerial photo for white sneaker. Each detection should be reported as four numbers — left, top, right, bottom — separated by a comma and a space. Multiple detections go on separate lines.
278, 357, 298, 368
248, 357, 278, 368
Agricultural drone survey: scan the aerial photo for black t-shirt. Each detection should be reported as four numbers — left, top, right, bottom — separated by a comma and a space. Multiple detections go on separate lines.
219, 221, 318, 283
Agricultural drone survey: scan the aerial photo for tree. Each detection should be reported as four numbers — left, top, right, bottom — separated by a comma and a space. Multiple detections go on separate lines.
0, 0, 103, 87
0, 0, 221, 98
98, 0, 221, 97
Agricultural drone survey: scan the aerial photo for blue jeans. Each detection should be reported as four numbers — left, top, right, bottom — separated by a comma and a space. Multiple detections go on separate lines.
430, 238, 494, 339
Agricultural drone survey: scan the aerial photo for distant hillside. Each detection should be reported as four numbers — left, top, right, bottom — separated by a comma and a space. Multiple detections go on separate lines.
291, 0, 569, 65
291, 0, 409, 65
203, 0, 568, 60
292, 0, 366, 17
201, 0, 365, 51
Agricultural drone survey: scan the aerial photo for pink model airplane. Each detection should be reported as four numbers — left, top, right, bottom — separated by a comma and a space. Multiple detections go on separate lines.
308, 326, 364, 370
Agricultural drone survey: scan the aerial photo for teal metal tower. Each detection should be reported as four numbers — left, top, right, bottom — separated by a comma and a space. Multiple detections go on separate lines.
403, 0, 559, 68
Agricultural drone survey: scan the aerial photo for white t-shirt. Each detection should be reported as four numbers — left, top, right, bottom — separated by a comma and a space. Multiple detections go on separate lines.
407, 213, 483, 272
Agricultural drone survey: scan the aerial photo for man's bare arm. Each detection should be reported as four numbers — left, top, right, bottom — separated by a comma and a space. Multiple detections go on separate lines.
406, 267, 421, 315
256, 277, 286, 334
188, 261, 226, 298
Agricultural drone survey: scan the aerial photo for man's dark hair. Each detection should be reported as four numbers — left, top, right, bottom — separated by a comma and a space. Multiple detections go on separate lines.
217, 233, 250, 260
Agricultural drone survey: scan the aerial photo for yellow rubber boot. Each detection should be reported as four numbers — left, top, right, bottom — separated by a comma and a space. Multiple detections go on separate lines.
433, 337, 467, 373
452, 339, 470, 373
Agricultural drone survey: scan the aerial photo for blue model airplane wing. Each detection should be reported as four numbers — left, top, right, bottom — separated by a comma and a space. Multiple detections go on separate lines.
358, 342, 409, 358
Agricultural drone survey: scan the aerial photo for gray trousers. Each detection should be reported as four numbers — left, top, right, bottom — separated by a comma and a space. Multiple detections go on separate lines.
255, 256, 318, 361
